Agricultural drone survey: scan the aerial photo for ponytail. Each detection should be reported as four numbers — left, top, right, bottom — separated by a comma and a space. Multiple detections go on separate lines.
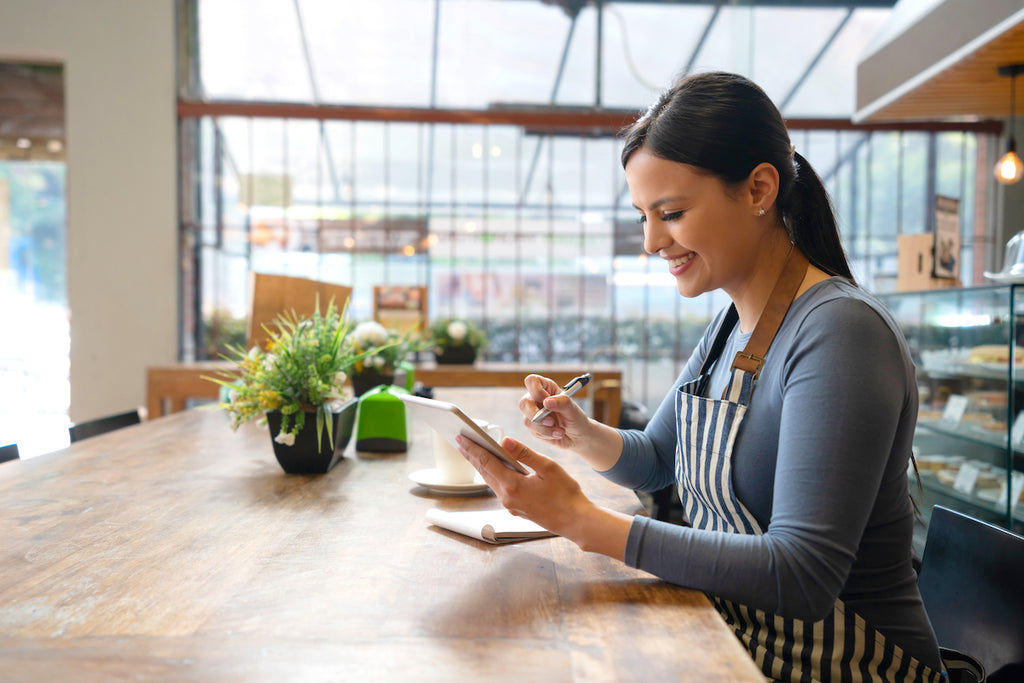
785, 151, 855, 283
621, 72, 855, 284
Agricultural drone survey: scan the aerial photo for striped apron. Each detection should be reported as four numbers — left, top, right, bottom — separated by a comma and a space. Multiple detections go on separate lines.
676, 291, 944, 682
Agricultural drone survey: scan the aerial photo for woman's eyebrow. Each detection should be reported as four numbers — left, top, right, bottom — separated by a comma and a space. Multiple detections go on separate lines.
632, 196, 689, 211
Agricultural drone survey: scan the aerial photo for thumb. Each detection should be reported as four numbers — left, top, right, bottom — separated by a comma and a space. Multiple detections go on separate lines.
501, 436, 551, 472
542, 393, 587, 423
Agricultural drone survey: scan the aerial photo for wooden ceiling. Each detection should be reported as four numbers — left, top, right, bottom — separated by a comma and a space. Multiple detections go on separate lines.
855, 5, 1024, 123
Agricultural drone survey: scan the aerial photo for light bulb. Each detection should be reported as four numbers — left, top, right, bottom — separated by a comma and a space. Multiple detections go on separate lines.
995, 148, 1024, 185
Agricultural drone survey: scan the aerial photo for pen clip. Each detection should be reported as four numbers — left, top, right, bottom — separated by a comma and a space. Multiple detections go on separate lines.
530, 373, 592, 423
565, 373, 591, 391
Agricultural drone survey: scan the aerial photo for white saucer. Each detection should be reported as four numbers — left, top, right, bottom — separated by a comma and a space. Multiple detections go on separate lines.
409, 468, 490, 495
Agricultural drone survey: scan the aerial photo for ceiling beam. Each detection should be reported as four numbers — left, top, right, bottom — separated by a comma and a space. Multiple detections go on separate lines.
177, 100, 1003, 134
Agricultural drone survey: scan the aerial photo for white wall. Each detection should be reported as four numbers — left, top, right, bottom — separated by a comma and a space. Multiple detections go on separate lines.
0, 0, 177, 423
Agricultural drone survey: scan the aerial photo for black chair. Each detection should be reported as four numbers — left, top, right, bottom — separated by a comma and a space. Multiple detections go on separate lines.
918, 505, 1024, 683
0, 443, 19, 463
68, 409, 141, 443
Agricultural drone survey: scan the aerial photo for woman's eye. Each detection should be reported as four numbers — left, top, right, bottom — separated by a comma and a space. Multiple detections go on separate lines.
636, 215, 647, 225
662, 210, 684, 221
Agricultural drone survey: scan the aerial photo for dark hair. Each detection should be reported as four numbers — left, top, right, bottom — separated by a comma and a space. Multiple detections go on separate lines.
621, 71, 854, 282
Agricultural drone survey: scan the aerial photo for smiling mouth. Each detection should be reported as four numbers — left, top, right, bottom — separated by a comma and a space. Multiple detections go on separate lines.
666, 253, 695, 268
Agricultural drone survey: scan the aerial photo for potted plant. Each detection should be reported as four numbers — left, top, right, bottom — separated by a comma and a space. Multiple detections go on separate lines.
429, 318, 487, 364
344, 321, 426, 396
207, 299, 374, 474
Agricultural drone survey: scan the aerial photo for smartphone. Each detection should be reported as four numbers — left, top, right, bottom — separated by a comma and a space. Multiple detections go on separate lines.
399, 394, 528, 474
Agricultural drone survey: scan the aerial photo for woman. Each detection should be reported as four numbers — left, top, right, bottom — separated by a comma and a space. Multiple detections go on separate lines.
456, 72, 945, 682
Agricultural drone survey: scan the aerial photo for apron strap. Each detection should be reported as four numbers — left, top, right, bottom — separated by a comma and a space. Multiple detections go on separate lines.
730, 245, 809, 379
695, 305, 739, 379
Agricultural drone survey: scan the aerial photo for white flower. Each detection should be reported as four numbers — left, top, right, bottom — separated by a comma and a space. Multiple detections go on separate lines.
274, 431, 296, 446
262, 353, 277, 371
247, 346, 260, 359
333, 370, 347, 388
447, 320, 468, 341
228, 389, 240, 403
370, 355, 386, 368
353, 321, 389, 346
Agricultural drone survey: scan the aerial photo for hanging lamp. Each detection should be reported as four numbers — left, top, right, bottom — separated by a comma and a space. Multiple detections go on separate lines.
995, 64, 1024, 185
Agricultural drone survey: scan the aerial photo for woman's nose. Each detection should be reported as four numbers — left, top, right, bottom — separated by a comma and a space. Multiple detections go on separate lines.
642, 220, 669, 255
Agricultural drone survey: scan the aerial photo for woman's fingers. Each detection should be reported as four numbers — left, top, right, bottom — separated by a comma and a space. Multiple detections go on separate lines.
455, 433, 503, 478
522, 374, 560, 412
520, 376, 569, 442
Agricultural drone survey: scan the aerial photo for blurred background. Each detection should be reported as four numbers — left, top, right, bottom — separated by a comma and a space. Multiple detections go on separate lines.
0, 0, 1013, 456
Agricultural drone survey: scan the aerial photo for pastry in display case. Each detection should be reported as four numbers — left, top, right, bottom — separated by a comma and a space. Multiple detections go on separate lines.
878, 285, 1024, 554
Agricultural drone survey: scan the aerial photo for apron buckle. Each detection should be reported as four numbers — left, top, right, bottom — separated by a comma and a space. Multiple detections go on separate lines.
732, 350, 766, 379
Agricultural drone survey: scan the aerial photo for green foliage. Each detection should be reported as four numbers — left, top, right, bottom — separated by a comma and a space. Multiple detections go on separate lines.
202, 309, 246, 360
428, 318, 488, 353
206, 300, 374, 449
345, 320, 429, 375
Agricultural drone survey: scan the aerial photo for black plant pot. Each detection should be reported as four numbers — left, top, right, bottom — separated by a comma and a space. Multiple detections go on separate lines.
266, 399, 357, 474
434, 345, 477, 365
351, 368, 395, 397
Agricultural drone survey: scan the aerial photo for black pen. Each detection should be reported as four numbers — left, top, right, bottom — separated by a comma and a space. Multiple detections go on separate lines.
530, 373, 592, 423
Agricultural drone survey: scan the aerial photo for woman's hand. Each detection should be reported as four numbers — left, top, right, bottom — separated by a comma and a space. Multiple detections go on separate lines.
519, 374, 594, 450
455, 434, 632, 559
519, 374, 625, 472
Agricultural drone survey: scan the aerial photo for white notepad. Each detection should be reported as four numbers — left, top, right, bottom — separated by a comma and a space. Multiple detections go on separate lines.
426, 508, 556, 544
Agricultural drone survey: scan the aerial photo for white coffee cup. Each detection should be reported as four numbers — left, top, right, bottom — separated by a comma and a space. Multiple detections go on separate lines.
473, 418, 504, 448
431, 418, 504, 485
432, 431, 477, 485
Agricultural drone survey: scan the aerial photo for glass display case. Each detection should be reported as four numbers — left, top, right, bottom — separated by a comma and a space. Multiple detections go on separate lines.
878, 285, 1024, 554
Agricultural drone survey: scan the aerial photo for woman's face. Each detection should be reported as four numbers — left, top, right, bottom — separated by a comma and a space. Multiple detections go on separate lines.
625, 146, 758, 299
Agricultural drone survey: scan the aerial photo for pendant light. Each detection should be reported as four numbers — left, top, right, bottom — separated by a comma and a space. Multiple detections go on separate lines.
995, 64, 1024, 185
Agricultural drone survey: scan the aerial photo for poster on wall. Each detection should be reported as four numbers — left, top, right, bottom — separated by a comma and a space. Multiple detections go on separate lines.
932, 195, 960, 280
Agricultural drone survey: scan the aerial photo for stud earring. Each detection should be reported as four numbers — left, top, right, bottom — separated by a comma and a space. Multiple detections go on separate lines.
757, 208, 766, 216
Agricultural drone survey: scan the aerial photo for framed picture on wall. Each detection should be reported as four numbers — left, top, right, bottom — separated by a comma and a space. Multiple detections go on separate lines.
933, 195, 960, 280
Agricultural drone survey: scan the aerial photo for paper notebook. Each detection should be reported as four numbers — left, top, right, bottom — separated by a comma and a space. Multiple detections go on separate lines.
426, 508, 556, 544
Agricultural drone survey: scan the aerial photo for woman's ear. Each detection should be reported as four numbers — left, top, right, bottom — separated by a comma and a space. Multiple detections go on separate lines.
747, 162, 780, 215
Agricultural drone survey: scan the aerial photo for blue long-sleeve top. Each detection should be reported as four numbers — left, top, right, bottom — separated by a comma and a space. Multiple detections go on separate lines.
602, 278, 942, 669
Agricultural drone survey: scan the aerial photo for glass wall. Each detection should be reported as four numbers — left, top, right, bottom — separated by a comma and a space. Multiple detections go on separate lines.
0, 160, 69, 457
181, 112, 990, 411
182, 1, 996, 413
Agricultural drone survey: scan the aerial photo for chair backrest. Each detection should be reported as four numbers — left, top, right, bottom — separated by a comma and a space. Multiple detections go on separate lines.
918, 505, 1024, 681
372, 285, 427, 335
68, 410, 141, 443
247, 273, 353, 351
0, 443, 20, 463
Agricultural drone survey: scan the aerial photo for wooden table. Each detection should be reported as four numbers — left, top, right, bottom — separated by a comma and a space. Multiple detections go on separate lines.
147, 362, 622, 426
0, 389, 761, 682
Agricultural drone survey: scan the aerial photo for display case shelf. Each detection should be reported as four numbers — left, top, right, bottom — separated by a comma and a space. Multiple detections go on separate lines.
916, 474, 1024, 525
921, 419, 1015, 456
878, 284, 1024, 541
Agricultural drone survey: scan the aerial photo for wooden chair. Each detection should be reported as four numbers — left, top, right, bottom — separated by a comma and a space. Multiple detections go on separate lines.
0, 443, 20, 463
918, 505, 1024, 682
248, 273, 353, 351
69, 409, 142, 443
372, 285, 427, 335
